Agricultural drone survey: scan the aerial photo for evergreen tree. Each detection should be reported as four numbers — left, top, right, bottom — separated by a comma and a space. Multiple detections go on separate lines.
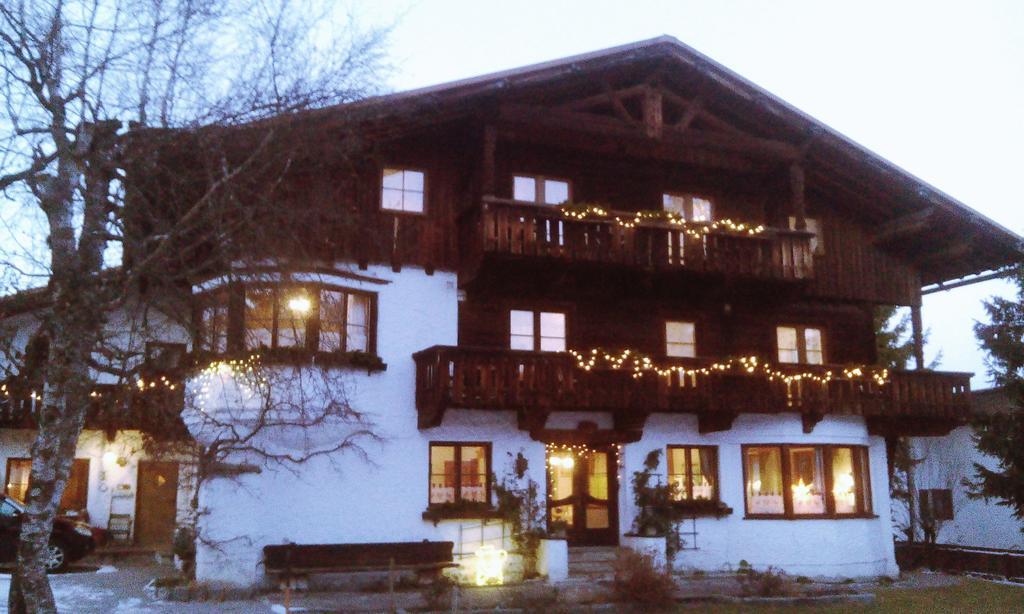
968, 267, 1024, 528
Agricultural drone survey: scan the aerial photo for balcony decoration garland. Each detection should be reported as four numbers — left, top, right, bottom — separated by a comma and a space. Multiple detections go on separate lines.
557, 203, 766, 237
568, 349, 890, 387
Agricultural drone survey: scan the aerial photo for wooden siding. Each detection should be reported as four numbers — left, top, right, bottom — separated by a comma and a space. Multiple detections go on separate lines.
459, 294, 877, 366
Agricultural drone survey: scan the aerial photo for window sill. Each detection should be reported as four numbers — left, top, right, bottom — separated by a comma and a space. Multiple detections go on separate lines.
672, 500, 733, 517
192, 349, 387, 372
743, 513, 879, 521
421, 505, 503, 525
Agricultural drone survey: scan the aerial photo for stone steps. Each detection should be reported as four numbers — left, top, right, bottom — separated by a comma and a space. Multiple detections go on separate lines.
568, 546, 618, 578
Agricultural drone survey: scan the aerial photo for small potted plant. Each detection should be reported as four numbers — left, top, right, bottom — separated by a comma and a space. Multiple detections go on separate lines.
622, 450, 685, 569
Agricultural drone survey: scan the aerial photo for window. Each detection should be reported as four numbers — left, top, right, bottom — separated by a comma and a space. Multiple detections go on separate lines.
240, 286, 374, 353
667, 446, 717, 501
776, 326, 824, 365
663, 193, 714, 221
919, 488, 953, 521
665, 321, 696, 358
429, 443, 490, 505
512, 175, 571, 205
509, 310, 566, 352
5, 458, 90, 513
788, 217, 823, 255
744, 445, 872, 517
381, 168, 425, 213
198, 294, 229, 353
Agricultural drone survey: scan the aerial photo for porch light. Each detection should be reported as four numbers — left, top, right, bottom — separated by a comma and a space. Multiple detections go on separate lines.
287, 295, 311, 314
473, 545, 508, 586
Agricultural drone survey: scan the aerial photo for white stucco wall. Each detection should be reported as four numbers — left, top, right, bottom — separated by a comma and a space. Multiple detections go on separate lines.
0, 429, 195, 538
902, 427, 1023, 550
192, 264, 899, 586
626, 413, 898, 578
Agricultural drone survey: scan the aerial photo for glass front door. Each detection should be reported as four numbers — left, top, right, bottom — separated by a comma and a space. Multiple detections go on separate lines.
547, 446, 618, 546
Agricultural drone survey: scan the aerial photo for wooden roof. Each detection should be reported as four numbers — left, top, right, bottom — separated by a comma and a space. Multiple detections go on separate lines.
317, 36, 1021, 287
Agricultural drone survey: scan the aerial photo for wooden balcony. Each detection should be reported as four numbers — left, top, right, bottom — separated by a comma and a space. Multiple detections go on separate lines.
414, 346, 971, 435
460, 198, 815, 285
0, 380, 188, 439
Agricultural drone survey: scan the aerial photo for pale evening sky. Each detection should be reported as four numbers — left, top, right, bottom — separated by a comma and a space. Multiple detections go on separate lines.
358, 0, 1024, 389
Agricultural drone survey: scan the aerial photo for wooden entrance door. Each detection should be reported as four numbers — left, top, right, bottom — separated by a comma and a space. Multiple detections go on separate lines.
134, 461, 179, 549
547, 446, 618, 546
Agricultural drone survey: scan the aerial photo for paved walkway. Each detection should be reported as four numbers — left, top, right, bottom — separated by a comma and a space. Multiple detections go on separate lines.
0, 563, 976, 613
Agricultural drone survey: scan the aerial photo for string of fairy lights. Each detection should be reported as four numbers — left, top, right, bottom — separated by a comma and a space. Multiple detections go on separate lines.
557, 204, 766, 237
568, 348, 890, 387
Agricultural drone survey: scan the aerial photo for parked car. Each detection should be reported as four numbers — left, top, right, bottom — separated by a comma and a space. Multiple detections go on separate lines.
0, 495, 96, 571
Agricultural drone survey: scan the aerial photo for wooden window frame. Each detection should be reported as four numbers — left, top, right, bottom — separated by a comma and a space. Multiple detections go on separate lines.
776, 324, 826, 365
741, 444, 874, 520
662, 192, 715, 222
665, 320, 698, 358
508, 309, 567, 353
667, 445, 719, 502
511, 174, 572, 205
380, 166, 428, 216
427, 442, 492, 507
194, 283, 378, 356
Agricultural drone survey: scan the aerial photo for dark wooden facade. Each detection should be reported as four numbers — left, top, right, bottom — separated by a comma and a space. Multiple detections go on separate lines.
119, 38, 1023, 438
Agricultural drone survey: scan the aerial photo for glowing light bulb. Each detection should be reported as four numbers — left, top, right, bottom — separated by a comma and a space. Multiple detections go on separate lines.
287, 296, 311, 314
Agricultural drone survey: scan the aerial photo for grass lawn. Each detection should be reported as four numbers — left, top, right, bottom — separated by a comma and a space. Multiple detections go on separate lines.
682, 578, 1024, 613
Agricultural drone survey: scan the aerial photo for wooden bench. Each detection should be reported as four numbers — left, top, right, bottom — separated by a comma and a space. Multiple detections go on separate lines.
263, 541, 457, 585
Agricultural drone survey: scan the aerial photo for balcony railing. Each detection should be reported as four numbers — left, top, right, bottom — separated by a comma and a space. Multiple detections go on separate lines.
413, 346, 971, 430
462, 198, 814, 282
0, 379, 188, 437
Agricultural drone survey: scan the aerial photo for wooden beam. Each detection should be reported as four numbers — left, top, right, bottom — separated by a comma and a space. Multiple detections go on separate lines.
660, 89, 743, 136
872, 207, 936, 244
494, 123, 762, 173
698, 412, 736, 434
914, 240, 974, 264
558, 84, 647, 113
642, 86, 663, 138
674, 96, 702, 133
481, 124, 497, 196
604, 80, 637, 124
801, 412, 824, 434
500, 103, 799, 160
790, 163, 806, 230
911, 304, 925, 370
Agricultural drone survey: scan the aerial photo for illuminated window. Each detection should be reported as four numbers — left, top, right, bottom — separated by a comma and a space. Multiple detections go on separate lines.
744, 445, 872, 517
513, 175, 571, 205
203, 285, 376, 354
381, 168, 425, 213
745, 447, 784, 515
667, 446, 717, 501
776, 325, 824, 365
665, 321, 696, 358
509, 310, 566, 352
663, 193, 714, 221
788, 447, 826, 514
5, 458, 89, 512
429, 443, 490, 505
